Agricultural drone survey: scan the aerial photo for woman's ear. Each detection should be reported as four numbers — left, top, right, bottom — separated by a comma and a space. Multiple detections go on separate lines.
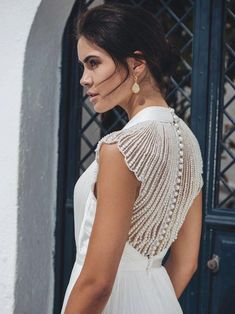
128, 50, 146, 75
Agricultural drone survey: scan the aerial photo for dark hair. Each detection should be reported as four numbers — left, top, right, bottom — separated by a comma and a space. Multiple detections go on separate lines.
76, 3, 180, 97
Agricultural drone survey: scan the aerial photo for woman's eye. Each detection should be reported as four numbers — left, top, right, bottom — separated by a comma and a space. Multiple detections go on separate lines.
78, 59, 99, 71
89, 60, 99, 68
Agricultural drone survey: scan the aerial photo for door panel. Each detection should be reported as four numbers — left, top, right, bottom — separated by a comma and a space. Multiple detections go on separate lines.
200, 0, 235, 313
209, 231, 235, 314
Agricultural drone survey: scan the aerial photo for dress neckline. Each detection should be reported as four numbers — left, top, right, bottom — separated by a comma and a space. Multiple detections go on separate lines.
122, 106, 174, 130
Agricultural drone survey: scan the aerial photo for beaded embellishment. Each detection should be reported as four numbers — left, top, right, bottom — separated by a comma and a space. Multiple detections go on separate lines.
94, 109, 203, 257
148, 109, 184, 256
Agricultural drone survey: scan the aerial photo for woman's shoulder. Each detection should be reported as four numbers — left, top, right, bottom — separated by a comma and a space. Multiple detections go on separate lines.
96, 119, 171, 143
95, 120, 166, 157
94, 120, 174, 182
94, 116, 203, 194
95, 117, 203, 159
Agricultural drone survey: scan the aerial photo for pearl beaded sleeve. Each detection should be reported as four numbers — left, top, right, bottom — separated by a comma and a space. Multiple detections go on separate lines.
95, 114, 203, 257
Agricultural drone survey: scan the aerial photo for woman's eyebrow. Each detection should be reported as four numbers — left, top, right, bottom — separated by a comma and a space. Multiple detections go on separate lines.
78, 55, 99, 64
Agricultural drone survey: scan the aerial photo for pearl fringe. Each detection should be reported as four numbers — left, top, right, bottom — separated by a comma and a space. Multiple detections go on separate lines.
95, 109, 203, 257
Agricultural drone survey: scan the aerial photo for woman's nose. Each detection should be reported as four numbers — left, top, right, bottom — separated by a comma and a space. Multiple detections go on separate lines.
80, 71, 92, 87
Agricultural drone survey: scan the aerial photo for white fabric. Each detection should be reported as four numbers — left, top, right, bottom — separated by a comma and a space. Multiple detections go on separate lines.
60, 106, 203, 313
94, 107, 203, 257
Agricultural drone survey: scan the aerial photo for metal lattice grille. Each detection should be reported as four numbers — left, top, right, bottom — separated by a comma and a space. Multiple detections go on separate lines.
153, 0, 194, 122
78, 0, 195, 175
218, 0, 235, 209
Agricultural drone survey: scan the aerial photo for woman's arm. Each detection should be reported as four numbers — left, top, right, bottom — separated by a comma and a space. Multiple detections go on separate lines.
64, 142, 141, 314
164, 190, 203, 299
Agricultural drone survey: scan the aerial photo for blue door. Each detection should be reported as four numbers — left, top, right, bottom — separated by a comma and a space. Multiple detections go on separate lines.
192, 1, 235, 313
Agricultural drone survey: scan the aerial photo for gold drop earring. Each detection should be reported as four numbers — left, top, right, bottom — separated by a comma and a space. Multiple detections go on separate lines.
131, 74, 140, 94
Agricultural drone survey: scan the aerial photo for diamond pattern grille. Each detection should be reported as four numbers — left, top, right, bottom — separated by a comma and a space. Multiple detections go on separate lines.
218, 1, 235, 209
78, 0, 194, 175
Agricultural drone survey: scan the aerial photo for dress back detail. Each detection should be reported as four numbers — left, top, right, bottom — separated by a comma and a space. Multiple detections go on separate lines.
95, 106, 203, 257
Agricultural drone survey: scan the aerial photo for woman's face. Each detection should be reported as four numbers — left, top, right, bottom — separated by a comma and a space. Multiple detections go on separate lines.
77, 36, 134, 113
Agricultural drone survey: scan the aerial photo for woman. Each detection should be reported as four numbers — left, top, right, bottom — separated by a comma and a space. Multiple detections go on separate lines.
61, 3, 203, 314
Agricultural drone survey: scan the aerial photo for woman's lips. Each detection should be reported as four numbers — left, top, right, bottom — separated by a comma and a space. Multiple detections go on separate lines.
89, 94, 99, 103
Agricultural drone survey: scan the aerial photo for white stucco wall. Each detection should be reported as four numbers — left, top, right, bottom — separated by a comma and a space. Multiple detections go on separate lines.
0, 2, 42, 313
0, 0, 75, 313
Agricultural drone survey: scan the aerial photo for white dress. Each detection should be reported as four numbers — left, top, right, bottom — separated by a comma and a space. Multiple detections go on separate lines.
61, 106, 203, 314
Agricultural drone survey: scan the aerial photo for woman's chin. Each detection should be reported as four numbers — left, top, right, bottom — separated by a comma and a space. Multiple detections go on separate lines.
91, 102, 103, 113
91, 101, 115, 114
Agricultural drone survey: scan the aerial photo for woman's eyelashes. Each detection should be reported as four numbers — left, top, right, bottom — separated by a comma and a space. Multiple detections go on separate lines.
88, 59, 99, 69
78, 59, 100, 71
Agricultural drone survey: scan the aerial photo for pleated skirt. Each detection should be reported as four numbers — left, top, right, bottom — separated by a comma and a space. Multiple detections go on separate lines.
61, 244, 183, 314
